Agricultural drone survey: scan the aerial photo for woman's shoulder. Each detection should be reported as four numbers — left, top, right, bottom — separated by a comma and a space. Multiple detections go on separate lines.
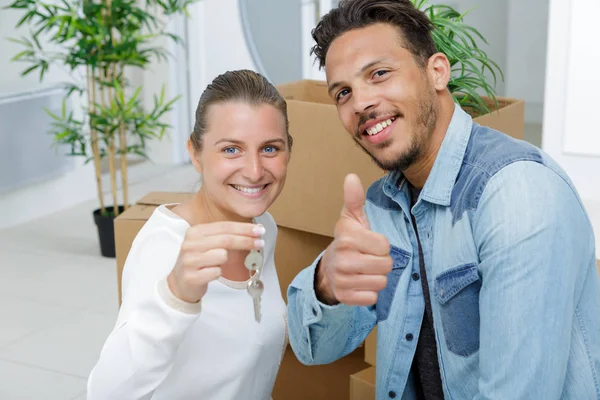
130, 205, 189, 252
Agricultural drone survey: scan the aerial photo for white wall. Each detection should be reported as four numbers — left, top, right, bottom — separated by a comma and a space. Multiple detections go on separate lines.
428, 1, 547, 125
138, 9, 192, 166
0, 1, 100, 229
452, 0, 508, 98
542, 0, 600, 200
187, 0, 257, 126
506, 0, 549, 124
543, 0, 600, 255
561, 0, 600, 158
0, 1, 187, 229
438, 0, 548, 125
0, 0, 73, 91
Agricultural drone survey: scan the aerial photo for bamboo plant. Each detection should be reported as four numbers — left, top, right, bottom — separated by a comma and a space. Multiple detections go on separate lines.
5, 0, 195, 217
412, 0, 505, 117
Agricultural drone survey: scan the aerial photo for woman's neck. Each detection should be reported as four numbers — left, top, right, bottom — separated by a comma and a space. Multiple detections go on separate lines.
185, 189, 252, 225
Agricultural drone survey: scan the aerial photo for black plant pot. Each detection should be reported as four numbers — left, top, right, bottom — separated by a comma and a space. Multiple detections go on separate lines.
93, 206, 125, 258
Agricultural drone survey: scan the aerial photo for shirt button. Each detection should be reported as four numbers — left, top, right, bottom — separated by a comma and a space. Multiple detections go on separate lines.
389, 391, 397, 398
406, 333, 414, 341
412, 273, 420, 281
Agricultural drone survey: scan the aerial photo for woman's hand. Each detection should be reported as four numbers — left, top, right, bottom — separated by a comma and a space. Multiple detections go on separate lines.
167, 221, 265, 303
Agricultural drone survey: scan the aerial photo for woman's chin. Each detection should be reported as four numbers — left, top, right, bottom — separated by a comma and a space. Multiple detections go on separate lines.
231, 204, 270, 220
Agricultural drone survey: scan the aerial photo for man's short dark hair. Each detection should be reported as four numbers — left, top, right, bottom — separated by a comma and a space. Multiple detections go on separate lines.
311, 0, 437, 69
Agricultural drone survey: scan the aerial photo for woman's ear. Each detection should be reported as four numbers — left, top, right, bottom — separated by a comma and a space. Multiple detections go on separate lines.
187, 137, 203, 174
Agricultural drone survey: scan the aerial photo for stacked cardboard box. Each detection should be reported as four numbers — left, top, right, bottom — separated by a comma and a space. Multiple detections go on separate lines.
350, 366, 376, 400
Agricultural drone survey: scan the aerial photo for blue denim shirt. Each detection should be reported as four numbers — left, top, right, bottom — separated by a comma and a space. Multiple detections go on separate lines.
287, 104, 600, 399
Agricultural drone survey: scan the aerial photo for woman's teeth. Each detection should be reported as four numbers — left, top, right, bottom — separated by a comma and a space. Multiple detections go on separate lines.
232, 185, 265, 194
366, 117, 395, 136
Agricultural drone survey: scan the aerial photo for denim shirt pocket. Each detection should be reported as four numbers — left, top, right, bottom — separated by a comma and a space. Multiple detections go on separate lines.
434, 263, 481, 357
376, 245, 410, 322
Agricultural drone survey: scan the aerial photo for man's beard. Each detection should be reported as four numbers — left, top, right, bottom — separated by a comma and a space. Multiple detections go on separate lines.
355, 92, 438, 172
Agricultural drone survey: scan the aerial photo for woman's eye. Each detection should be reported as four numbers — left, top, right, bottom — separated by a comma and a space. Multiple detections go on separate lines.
374, 70, 388, 78
263, 146, 278, 154
223, 147, 239, 154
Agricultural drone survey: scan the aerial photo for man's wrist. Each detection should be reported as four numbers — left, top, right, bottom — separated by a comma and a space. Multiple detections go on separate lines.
314, 257, 339, 306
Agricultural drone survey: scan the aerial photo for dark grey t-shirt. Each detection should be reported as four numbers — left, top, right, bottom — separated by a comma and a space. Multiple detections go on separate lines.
409, 184, 445, 400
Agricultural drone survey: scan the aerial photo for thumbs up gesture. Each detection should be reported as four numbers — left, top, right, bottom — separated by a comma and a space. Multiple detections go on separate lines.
315, 174, 393, 306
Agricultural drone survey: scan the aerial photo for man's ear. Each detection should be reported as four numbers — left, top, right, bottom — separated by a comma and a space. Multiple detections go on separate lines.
187, 137, 202, 174
427, 52, 451, 91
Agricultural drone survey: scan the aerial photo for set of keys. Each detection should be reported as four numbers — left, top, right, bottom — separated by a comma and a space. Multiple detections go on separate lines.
245, 247, 264, 323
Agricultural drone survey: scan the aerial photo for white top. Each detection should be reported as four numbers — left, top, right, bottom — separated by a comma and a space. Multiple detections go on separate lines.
87, 205, 288, 400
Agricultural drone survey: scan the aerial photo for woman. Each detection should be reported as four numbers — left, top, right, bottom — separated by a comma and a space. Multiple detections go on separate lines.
87, 70, 293, 400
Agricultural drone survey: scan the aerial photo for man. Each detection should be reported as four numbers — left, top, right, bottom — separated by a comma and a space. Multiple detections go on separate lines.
286, 0, 600, 399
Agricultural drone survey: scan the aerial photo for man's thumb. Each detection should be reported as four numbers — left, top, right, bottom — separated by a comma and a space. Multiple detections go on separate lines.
342, 173, 370, 228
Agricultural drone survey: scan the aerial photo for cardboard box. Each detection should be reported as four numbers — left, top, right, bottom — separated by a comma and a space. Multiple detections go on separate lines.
274, 226, 332, 302
271, 80, 524, 239
364, 327, 377, 367
350, 367, 376, 400
274, 346, 369, 400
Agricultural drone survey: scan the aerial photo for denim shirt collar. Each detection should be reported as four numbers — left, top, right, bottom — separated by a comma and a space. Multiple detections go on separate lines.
382, 103, 473, 207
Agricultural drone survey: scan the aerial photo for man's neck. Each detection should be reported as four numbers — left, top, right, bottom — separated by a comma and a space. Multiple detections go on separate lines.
403, 98, 455, 189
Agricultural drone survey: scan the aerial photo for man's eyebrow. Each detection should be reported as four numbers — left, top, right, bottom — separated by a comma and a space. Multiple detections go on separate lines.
327, 59, 388, 95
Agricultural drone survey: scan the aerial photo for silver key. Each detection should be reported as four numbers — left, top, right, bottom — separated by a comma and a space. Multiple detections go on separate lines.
244, 249, 263, 273
247, 278, 264, 323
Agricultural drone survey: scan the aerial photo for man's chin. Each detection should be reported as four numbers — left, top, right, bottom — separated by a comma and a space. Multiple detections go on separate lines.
368, 150, 418, 172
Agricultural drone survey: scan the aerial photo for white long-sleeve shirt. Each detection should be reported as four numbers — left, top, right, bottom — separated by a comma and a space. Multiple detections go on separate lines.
87, 205, 288, 400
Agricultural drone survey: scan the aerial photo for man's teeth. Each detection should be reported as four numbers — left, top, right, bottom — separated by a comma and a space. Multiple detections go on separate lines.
366, 118, 395, 135
233, 185, 265, 194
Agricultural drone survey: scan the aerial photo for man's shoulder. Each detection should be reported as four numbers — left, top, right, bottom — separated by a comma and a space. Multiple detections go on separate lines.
450, 124, 550, 223
462, 123, 543, 174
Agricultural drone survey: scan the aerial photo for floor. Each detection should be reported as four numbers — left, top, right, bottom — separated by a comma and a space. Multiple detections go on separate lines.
0, 163, 199, 400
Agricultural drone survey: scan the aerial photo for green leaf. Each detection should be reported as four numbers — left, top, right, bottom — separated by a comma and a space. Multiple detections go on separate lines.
10, 49, 34, 62
21, 64, 40, 77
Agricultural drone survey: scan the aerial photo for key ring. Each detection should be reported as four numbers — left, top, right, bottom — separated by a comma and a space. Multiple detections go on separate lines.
245, 248, 263, 281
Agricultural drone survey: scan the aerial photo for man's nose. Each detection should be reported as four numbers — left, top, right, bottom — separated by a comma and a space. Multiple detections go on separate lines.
353, 85, 379, 115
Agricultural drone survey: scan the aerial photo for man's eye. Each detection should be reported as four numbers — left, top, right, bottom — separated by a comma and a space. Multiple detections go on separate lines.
374, 70, 388, 78
336, 89, 350, 101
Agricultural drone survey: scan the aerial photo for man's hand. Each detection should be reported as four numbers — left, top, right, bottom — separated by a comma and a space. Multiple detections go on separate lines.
315, 174, 393, 306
